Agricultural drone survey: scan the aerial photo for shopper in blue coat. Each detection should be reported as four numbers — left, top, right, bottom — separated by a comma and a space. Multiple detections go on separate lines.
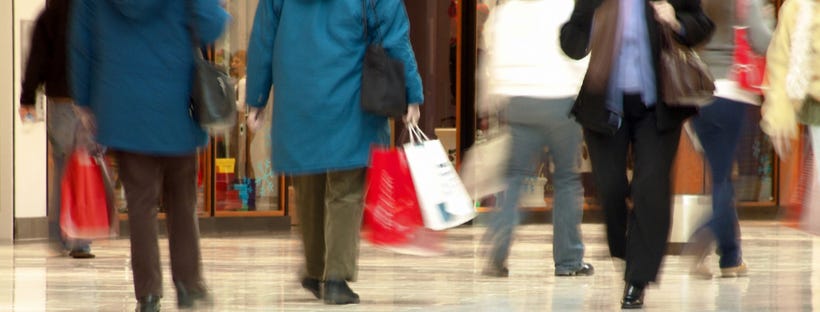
69, 1, 228, 311
246, 0, 423, 305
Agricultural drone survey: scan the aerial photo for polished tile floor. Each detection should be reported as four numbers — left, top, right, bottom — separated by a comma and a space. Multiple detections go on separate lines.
1, 221, 819, 311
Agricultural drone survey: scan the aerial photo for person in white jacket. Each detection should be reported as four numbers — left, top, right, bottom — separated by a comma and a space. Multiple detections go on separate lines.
480, 0, 593, 277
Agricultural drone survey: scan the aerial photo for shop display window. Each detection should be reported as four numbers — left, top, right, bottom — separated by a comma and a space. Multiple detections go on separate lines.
211, 0, 281, 215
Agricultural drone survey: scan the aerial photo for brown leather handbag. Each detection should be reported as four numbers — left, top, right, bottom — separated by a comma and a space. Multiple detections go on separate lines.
659, 26, 716, 107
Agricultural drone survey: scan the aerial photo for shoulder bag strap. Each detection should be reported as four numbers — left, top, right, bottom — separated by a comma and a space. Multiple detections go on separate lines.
186, 0, 202, 48
363, 0, 382, 44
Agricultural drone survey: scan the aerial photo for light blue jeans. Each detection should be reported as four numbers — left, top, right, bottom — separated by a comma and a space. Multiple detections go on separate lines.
485, 96, 585, 273
47, 100, 91, 253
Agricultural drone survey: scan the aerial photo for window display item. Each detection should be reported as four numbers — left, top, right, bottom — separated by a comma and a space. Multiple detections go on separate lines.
519, 163, 548, 208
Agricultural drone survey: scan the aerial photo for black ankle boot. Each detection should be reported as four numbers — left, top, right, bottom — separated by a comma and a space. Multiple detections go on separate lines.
301, 277, 322, 299
175, 281, 211, 309
136, 295, 161, 312
621, 282, 646, 309
323, 279, 360, 305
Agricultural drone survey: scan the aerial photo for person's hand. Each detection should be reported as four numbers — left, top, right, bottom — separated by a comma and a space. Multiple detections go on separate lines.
770, 134, 792, 158
18, 105, 37, 122
760, 108, 797, 158
404, 104, 421, 125
246, 106, 263, 131
652, 1, 682, 32
74, 105, 96, 133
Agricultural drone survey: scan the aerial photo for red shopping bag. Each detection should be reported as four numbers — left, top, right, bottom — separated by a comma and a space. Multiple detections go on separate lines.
60, 147, 111, 239
362, 147, 443, 255
731, 0, 766, 94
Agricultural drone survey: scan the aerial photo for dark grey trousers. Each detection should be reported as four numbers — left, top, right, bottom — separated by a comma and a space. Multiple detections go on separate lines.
116, 151, 202, 298
293, 168, 366, 282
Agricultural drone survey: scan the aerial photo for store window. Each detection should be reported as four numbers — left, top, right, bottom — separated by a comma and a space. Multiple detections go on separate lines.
211, 0, 281, 215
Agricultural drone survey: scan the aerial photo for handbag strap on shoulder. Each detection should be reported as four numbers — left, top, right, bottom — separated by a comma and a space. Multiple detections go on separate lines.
185, 0, 202, 48
363, 0, 383, 44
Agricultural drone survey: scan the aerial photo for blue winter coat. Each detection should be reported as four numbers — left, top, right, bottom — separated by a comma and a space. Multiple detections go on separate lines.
69, 0, 229, 155
246, 0, 424, 175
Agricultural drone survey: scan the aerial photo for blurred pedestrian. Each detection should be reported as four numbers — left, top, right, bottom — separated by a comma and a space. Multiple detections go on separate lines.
69, 1, 228, 311
761, 0, 819, 229
560, 0, 713, 308
479, 0, 593, 278
245, 0, 423, 305
686, 0, 773, 279
19, 0, 95, 259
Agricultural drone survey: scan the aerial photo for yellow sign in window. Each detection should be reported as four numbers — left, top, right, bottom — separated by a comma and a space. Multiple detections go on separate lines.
215, 158, 236, 174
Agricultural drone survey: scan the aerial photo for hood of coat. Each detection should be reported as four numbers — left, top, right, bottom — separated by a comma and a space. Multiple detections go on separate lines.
108, 0, 169, 20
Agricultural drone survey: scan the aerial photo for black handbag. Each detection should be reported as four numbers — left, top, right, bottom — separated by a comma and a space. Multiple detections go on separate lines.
187, 1, 236, 133
360, 0, 407, 118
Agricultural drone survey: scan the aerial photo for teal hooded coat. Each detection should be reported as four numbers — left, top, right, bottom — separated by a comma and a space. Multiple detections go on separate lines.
246, 0, 424, 175
69, 0, 229, 155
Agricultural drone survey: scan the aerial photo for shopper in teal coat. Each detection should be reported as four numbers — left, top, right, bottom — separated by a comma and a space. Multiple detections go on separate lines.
246, 0, 424, 174
69, 1, 228, 310
245, 0, 423, 305
70, 0, 228, 155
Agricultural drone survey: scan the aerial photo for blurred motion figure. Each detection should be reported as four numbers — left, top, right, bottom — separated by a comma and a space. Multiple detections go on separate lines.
760, 0, 820, 232
685, 0, 773, 279
19, 0, 95, 259
560, 0, 714, 308
478, 0, 593, 278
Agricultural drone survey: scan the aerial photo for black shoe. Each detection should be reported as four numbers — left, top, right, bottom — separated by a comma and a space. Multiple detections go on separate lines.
555, 263, 595, 276
482, 264, 509, 277
323, 280, 360, 305
69, 250, 95, 259
175, 281, 211, 309
136, 295, 161, 312
301, 277, 322, 299
621, 282, 646, 309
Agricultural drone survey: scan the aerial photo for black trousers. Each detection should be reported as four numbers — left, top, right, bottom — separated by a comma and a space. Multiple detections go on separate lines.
116, 151, 203, 298
584, 94, 682, 284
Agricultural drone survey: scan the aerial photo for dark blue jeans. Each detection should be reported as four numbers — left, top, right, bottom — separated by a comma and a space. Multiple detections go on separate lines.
485, 96, 585, 273
690, 97, 747, 268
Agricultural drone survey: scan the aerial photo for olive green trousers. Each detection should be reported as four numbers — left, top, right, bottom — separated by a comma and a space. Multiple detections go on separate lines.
293, 168, 366, 282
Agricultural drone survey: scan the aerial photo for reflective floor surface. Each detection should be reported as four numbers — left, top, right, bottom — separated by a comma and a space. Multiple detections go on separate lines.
1, 221, 819, 311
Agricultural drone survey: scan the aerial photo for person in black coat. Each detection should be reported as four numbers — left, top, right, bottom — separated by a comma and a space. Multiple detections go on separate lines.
19, 0, 96, 259
560, 0, 714, 309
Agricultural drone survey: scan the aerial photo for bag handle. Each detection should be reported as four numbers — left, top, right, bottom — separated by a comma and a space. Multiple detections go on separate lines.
185, 0, 210, 62
407, 124, 429, 145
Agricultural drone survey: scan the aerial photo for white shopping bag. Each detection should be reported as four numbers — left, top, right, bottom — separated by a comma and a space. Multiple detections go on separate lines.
460, 129, 511, 200
404, 124, 476, 230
